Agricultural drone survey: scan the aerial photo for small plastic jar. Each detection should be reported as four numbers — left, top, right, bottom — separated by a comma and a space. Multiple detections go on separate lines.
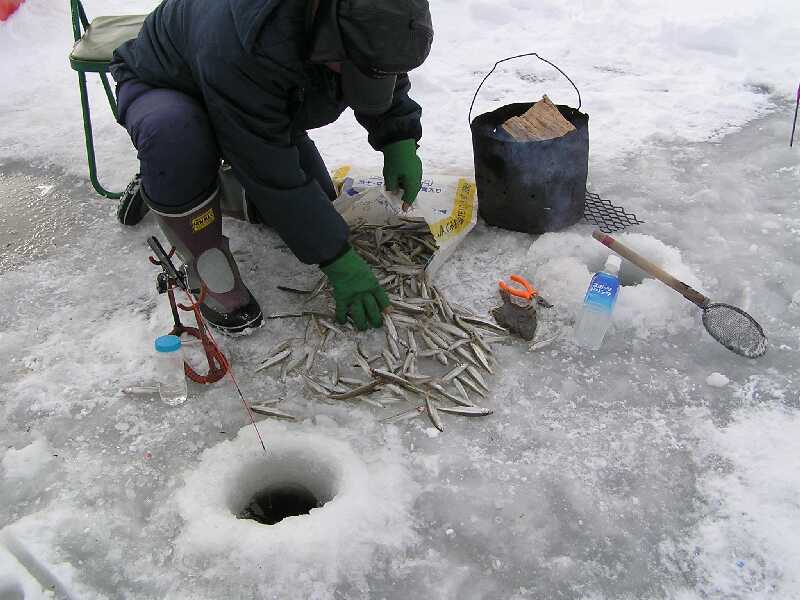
154, 335, 188, 406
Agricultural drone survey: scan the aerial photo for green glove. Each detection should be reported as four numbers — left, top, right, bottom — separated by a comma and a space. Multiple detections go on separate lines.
382, 139, 423, 206
321, 247, 390, 330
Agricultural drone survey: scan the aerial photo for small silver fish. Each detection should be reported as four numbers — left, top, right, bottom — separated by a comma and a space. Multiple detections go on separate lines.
437, 406, 493, 417
353, 349, 372, 377
389, 313, 418, 326
408, 330, 418, 354
389, 299, 427, 315
304, 344, 318, 373
529, 331, 561, 352
453, 379, 470, 405
466, 365, 490, 391
401, 351, 414, 375
459, 315, 510, 335
258, 338, 295, 364
424, 395, 444, 431
448, 301, 477, 317
470, 333, 494, 357
329, 380, 380, 400
456, 373, 487, 398
470, 342, 493, 374
252, 398, 283, 406
302, 374, 329, 396
304, 275, 328, 304
386, 331, 401, 361
442, 363, 468, 383
319, 318, 346, 337
254, 348, 292, 373
249, 405, 297, 420
452, 345, 480, 368
429, 383, 473, 407
447, 339, 471, 352
483, 335, 512, 345
121, 386, 159, 395
419, 278, 430, 300
371, 369, 427, 397
384, 312, 399, 342
424, 326, 452, 349
380, 405, 425, 423
382, 348, 398, 371
431, 320, 470, 340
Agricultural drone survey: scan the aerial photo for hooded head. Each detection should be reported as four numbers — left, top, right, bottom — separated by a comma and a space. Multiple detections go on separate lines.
309, 0, 433, 115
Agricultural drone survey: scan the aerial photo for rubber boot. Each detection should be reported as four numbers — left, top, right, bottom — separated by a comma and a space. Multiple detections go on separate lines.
149, 188, 263, 334
116, 173, 150, 226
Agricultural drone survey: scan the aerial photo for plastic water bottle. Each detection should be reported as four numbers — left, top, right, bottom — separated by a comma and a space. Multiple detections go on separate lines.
574, 255, 622, 350
154, 335, 188, 406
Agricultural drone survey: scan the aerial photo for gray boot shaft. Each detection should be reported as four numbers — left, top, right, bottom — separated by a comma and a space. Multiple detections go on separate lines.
148, 188, 251, 315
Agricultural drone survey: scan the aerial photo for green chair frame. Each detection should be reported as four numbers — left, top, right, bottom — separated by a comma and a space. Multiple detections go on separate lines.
68, 0, 146, 198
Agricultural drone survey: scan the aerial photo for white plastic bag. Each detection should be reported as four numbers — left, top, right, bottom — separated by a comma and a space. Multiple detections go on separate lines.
330, 166, 478, 277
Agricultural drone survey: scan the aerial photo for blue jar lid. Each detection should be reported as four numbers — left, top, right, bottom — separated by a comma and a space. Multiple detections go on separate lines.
155, 335, 181, 353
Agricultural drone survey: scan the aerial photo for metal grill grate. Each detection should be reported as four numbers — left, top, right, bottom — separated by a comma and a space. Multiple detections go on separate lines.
583, 191, 644, 233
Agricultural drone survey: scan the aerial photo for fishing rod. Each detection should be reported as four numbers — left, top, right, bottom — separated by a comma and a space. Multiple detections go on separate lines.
148, 236, 268, 454
791, 81, 799, 147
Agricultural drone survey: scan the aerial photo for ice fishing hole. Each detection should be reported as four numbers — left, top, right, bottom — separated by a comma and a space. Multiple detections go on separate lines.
587, 255, 648, 287
238, 483, 323, 525
224, 442, 341, 528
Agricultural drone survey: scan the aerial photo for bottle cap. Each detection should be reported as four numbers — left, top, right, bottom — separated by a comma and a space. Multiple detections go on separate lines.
155, 335, 181, 353
604, 255, 622, 275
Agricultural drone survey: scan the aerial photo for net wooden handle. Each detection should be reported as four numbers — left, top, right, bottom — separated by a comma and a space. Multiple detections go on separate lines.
592, 230, 709, 308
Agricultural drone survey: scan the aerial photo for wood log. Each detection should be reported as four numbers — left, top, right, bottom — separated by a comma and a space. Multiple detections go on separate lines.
502, 95, 576, 141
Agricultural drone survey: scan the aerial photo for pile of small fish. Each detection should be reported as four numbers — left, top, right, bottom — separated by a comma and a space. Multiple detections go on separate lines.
250, 219, 510, 432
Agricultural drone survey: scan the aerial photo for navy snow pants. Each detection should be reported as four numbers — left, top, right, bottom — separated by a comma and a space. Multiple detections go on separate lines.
116, 79, 337, 214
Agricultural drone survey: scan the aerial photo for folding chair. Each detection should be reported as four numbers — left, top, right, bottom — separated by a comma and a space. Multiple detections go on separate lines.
68, 0, 147, 199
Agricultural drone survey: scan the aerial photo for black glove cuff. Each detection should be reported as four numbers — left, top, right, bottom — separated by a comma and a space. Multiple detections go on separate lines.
319, 242, 351, 268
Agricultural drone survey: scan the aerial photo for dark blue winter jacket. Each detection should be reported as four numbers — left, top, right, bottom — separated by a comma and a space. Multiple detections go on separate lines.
111, 0, 423, 265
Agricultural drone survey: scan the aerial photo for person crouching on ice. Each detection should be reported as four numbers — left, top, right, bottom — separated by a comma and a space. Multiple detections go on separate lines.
110, 0, 433, 334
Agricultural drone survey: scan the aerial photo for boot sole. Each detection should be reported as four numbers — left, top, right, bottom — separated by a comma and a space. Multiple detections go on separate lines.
206, 310, 264, 336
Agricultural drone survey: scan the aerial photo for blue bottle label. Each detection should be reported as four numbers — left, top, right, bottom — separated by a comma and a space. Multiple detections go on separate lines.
583, 272, 619, 312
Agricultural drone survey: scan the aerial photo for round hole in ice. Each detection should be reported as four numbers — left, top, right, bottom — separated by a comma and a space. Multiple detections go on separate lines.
238, 483, 322, 525
174, 425, 418, 585
586, 255, 649, 287
223, 441, 340, 526
527, 232, 703, 336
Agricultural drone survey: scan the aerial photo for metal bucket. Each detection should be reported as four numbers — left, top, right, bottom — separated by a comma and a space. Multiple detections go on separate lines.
469, 54, 589, 234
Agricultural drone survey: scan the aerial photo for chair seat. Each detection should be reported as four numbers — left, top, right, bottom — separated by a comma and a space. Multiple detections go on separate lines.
70, 14, 147, 72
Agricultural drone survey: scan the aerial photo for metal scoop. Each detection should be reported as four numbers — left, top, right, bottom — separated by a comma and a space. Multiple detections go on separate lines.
593, 230, 767, 358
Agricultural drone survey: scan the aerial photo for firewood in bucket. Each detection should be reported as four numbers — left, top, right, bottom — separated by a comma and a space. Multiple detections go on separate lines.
502, 95, 576, 142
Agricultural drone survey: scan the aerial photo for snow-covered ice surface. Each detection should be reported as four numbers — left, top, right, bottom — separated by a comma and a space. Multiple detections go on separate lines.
2, 0, 800, 598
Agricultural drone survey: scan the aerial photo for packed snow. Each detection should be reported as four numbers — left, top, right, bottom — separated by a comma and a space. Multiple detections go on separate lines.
706, 373, 730, 388
1, 438, 52, 480
2, 0, 800, 598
